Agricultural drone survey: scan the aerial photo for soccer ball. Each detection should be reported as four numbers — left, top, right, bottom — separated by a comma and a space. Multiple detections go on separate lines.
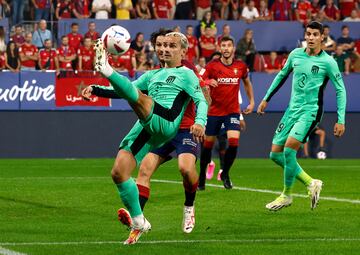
317, 151, 327, 160
101, 25, 131, 55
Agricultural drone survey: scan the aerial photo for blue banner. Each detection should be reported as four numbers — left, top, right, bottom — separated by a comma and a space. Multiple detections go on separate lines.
0, 72, 21, 110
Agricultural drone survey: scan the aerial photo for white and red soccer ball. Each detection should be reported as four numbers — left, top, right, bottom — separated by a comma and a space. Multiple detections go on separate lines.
101, 25, 131, 55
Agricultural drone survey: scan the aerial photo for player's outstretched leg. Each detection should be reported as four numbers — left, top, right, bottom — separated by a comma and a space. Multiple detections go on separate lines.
94, 39, 139, 103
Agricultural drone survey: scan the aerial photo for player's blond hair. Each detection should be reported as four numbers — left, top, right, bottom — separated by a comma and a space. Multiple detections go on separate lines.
165, 32, 189, 50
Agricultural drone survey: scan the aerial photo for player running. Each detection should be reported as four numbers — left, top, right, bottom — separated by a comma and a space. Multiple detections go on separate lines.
198, 36, 255, 190
92, 32, 208, 244
257, 21, 346, 211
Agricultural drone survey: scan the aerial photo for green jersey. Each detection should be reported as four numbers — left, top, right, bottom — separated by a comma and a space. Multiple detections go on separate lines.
263, 48, 347, 124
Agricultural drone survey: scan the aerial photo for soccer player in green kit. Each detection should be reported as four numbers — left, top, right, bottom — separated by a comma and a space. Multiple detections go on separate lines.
257, 21, 346, 211
93, 32, 208, 244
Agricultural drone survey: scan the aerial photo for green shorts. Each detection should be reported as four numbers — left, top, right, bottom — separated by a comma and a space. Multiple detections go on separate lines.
272, 110, 320, 146
119, 108, 182, 164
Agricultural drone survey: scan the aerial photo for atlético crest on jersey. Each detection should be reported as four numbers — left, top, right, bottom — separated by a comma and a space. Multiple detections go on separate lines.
166, 76, 176, 83
233, 68, 238, 75
311, 65, 319, 74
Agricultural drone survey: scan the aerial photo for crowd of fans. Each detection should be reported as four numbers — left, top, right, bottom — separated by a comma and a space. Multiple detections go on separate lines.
0, 0, 359, 74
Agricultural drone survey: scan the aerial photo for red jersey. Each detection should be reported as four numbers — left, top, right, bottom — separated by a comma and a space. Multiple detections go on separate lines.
57, 1, 73, 18
34, 0, 49, 8
264, 58, 282, 70
78, 46, 94, 70
197, 0, 211, 8
339, 0, 356, 17
11, 35, 25, 46
39, 49, 57, 70
19, 44, 38, 68
199, 35, 216, 58
296, 0, 311, 23
200, 59, 248, 116
186, 35, 198, 64
321, 4, 340, 20
271, 0, 291, 21
56, 45, 76, 69
153, 0, 172, 18
84, 31, 100, 41
72, 0, 90, 16
67, 33, 83, 52
180, 59, 206, 129
108, 49, 134, 70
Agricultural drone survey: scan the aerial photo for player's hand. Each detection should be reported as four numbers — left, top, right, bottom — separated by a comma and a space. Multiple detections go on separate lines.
240, 120, 246, 131
257, 100, 268, 115
206, 79, 218, 87
333, 123, 345, 137
190, 124, 205, 143
243, 103, 254, 115
82, 86, 93, 101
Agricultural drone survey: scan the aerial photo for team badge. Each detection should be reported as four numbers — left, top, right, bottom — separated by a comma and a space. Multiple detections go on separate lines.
311, 65, 319, 74
166, 76, 176, 83
234, 68, 238, 75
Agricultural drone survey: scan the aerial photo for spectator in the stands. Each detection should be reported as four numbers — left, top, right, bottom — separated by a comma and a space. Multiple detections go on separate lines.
0, 26, 6, 52
57, 36, 76, 70
235, 28, 256, 71
314, 9, 331, 22
67, 23, 83, 52
216, 24, 234, 50
0, 50, 5, 70
136, 0, 152, 19
11, 25, 25, 48
78, 37, 95, 71
0, 0, 10, 20
55, 0, 73, 19
196, 0, 211, 20
173, 25, 181, 32
11, 0, 25, 26
135, 52, 152, 71
108, 48, 136, 76
343, 9, 360, 21
32, 19, 52, 49
84, 22, 100, 41
153, 0, 173, 19
310, 0, 321, 20
258, 0, 271, 20
321, 0, 340, 21
175, 0, 193, 19
38, 39, 59, 72
32, 0, 52, 21
5, 41, 20, 72
339, 0, 358, 19
92, 0, 112, 19
72, 0, 91, 19
264, 51, 282, 73
199, 25, 216, 62
294, 0, 311, 25
337, 25, 355, 54
200, 11, 217, 36
322, 25, 336, 53
270, 0, 292, 20
185, 25, 199, 64
332, 45, 350, 75
241, 0, 259, 23
130, 32, 145, 54
19, 32, 38, 71
115, 0, 133, 19
353, 39, 360, 72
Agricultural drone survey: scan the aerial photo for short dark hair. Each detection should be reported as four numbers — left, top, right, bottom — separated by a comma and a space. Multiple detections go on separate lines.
210, 51, 222, 60
323, 24, 330, 29
220, 36, 234, 45
306, 21, 324, 34
71, 23, 79, 27
186, 25, 193, 29
341, 25, 349, 30
150, 28, 172, 47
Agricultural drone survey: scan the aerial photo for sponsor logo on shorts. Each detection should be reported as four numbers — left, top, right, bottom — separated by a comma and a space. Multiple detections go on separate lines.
182, 138, 198, 147
295, 132, 302, 136
230, 117, 240, 125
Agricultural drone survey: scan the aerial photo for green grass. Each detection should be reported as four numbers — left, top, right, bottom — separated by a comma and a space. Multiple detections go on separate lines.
0, 159, 359, 255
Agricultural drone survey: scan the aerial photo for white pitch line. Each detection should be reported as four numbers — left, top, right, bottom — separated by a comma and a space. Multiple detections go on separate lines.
1, 238, 360, 246
0, 246, 28, 255
151, 179, 360, 204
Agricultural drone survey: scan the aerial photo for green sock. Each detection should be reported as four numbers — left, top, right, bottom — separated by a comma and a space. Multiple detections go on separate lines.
283, 147, 302, 196
296, 167, 313, 186
270, 152, 284, 167
116, 178, 142, 217
108, 71, 139, 103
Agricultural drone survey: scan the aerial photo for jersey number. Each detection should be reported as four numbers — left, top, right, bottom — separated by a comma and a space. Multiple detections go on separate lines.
298, 73, 307, 88
277, 123, 285, 133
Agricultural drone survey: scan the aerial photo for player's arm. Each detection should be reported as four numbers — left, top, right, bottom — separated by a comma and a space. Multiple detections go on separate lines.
258, 50, 294, 114
328, 58, 347, 137
242, 76, 255, 114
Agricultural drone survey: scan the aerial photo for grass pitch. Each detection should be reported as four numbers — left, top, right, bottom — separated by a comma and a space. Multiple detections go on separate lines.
0, 159, 359, 255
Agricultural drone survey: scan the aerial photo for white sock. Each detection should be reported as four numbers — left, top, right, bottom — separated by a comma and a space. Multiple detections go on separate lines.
132, 214, 144, 227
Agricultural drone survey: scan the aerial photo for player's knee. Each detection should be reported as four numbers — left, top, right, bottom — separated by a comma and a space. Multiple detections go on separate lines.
227, 138, 239, 147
